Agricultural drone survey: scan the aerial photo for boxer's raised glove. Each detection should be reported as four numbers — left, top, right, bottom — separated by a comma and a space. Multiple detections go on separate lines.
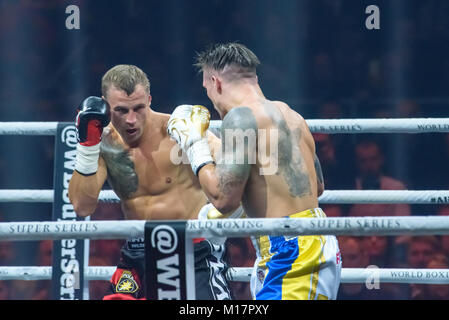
167, 105, 214, 175
74, 96, 110, 176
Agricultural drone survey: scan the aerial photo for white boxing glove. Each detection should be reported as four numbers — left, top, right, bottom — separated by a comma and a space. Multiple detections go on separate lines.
167, 105, 214, 175
198, 203, 245, 220
198, 203, 245, 246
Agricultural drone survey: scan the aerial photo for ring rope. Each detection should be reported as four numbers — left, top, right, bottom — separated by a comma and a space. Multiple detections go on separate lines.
2, 216, 449, 241
231, 267, 449, 284
2, 119, 449, 295
1, 189, 447, 204
318, 190, 449, 204
2, 266, 449, 284
0, 122, 58, 136
1, 118, 449, 135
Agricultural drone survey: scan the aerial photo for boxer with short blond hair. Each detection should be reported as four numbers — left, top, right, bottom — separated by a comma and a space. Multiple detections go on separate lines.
68, 64, 236, 300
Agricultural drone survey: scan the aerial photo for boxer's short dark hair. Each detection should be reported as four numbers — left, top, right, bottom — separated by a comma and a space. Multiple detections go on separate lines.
194, 42, 260, 74
102, 65, 150, 98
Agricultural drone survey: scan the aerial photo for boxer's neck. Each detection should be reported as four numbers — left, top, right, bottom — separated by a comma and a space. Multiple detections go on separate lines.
221, 82, 266, 116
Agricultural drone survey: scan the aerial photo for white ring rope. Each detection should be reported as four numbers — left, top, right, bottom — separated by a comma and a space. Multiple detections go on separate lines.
0, 122, 58, 136
0, 266, 115, 281
2, 216, 449, 241
318, 190, 449, 204
0, 190, 119, 203
0, 190, 55, 203
1, 118, 449, 135
302, 118, 449, 134
1, 189, 447, 204
2, 266, 449, 285
1, 119, 449, 295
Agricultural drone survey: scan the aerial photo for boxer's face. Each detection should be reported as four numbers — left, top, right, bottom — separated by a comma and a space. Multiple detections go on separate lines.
106, 84, 151, 146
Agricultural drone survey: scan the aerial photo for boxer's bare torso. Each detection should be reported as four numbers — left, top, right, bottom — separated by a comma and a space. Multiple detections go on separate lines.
99, 112, 208, 220
68, 83, 224, 221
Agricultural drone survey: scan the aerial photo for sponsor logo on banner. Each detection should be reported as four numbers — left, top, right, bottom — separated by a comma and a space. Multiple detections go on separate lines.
151, 225, 178, 254
51, 123, 87, 300
145, 222, 188, 300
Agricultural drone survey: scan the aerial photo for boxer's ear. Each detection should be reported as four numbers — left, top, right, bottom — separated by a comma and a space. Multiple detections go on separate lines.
212, 75, 222, 94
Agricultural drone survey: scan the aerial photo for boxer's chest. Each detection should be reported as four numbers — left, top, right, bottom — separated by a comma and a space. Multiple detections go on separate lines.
101, 135, 180, 199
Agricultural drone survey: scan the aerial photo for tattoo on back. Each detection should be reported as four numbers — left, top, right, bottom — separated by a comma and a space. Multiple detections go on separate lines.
100, 135, 138, 199
262, 103, 312, 197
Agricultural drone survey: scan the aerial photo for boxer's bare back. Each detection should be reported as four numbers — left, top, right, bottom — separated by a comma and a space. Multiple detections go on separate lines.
227, 99, 323, 219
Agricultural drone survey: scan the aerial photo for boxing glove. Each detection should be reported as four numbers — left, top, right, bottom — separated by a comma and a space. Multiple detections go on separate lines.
74, 96, 110, 175
167, 104, 214, 175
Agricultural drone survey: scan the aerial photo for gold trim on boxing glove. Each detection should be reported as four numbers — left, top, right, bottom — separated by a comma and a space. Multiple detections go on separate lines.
207, 207, 233, 219
207, 204, 246, 219
168, 118, 190, 145
191, 105, 210, 137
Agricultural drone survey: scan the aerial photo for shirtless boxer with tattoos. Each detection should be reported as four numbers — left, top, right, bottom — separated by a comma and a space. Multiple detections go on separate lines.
68, 65, 239, 300
167, 43, 342, 300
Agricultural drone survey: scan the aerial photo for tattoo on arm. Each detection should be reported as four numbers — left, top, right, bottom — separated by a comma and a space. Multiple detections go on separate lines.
216, 107, 258, 195
100, 136, 139, 199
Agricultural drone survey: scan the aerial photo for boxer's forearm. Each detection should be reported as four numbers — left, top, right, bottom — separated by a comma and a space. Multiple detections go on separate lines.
197, 108, 253, 213
198, 164, 245, 214
68, 159, 107, 217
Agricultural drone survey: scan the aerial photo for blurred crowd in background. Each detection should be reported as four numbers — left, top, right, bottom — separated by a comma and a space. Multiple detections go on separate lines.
0, 0, 449, 299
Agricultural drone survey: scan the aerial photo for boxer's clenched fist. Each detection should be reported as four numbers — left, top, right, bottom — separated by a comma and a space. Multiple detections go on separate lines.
167, 105, 214, 175
74, 96, 110, 175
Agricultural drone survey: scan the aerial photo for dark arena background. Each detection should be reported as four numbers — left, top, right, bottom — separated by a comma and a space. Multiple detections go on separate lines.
0, 0, 449, 301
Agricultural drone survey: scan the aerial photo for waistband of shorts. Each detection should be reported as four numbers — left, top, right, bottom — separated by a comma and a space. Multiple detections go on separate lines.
287, 207, 326, 219
126, 237, 145, 250
253, 208, 326, 250
125, 237, 206, 250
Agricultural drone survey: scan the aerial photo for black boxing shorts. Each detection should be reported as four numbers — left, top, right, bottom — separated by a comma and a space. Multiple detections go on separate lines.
103, 237, 233, 300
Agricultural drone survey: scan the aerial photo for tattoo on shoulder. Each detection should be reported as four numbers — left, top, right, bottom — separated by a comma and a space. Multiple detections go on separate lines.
100, 135, 138, 199
216, 107, 257, 194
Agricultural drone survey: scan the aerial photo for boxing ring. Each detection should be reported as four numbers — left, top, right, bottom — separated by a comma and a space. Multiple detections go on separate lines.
1, 118, 449, 300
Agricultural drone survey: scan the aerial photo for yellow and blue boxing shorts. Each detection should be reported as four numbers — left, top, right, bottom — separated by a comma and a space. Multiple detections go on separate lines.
250, 208, 342, 300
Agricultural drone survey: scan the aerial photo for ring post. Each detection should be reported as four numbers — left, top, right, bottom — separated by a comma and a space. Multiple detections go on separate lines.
144, 220, 195, 300
50, 122, 89, 300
